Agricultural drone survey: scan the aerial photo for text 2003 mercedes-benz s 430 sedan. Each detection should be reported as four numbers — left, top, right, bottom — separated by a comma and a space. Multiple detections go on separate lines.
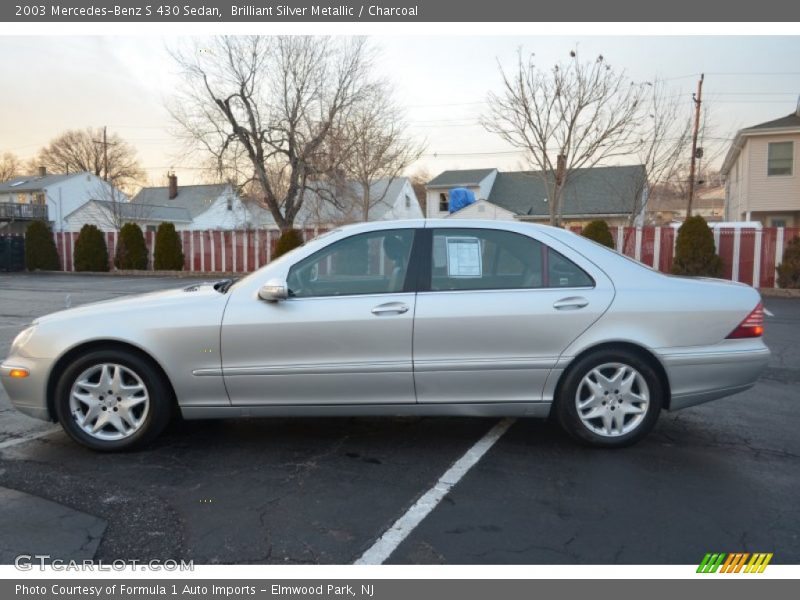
1, 220, 770, 451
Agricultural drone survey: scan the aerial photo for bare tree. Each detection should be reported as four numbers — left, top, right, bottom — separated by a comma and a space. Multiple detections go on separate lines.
0, 152, 23, 182
628, 80, 693, 225
34, 128, 144, 190
169, 36, 376, 232
483, 50, 645, 226
88, 180, 152, 231
645, 103, 726, 221
340, 84, 425, 220
409, 167, 430, 214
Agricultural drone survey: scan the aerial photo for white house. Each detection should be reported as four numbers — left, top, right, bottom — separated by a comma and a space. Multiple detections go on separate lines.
425, 169, 498, 218
249, 177, 423, 228
129, 174, 250, 231
64, 199, 193, 233
0, 168, 125, 234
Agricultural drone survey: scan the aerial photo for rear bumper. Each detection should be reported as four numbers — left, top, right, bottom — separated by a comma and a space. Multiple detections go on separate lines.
0, 356, 52, 421
657, 341, 770, 410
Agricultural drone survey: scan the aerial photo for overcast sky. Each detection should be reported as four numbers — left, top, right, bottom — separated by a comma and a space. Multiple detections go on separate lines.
1, 35, 799, 187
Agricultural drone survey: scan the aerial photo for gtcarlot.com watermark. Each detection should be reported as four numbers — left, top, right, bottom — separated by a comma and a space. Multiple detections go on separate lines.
14, 554, 194, 571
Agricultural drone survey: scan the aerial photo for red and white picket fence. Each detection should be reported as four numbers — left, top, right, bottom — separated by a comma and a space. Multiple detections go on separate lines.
32, 225, 800, 288
51, 228, 327, 275
567, 225, 800, 289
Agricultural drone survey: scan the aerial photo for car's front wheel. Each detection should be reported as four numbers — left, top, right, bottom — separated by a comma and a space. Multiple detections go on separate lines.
555, 349, 663, 448
54, 348, 173, 452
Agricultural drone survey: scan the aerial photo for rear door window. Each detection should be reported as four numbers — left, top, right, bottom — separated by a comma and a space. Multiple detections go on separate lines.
429, 228, 593, 291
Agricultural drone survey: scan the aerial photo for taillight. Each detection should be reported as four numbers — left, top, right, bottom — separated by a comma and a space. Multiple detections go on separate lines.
726, 303, 764, 339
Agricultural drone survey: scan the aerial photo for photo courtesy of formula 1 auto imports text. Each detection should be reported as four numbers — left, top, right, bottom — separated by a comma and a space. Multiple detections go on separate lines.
0, 1, 799, 598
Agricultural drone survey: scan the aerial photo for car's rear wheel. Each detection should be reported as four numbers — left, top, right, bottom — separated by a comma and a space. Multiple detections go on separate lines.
555, 349, 663, 448
54, 348, 173, 452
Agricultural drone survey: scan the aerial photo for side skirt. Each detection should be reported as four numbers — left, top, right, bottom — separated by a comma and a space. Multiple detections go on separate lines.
180, 402, 553, 420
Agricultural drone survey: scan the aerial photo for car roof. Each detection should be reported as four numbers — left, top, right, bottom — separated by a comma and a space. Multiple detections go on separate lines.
335, 218, 561, 235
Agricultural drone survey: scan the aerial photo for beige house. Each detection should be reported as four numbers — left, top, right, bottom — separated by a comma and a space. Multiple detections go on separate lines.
722, 107, 800, 227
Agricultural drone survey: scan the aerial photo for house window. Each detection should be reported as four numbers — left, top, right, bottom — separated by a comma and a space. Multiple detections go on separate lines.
146, 225, 157, 233
17, 193, 27, 204
771, 218, 787, 228
34, 192, 45, 205
438, 193, 448, 212
767, 141, 793, 176
226, 197, 233, 211
405, 195, 411, 208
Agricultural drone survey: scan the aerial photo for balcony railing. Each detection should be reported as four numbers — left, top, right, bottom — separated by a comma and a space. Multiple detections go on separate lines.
0, 202, 48, 221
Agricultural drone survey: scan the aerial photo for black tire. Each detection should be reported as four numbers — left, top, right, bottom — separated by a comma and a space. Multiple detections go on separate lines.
555, 348, 663, 448
54, 348, 173, 452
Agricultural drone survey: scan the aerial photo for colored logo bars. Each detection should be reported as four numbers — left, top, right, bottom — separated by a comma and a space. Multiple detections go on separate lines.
697, 553, 773, 573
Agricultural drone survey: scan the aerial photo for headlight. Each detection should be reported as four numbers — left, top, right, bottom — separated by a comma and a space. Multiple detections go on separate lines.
10, 325, 37, 355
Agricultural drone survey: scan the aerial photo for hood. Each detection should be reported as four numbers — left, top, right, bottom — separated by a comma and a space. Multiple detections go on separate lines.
34, 282, 223, 325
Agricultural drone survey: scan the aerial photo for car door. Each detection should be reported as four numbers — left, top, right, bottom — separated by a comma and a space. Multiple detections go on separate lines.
413, 226, 614, 404
221, 228, 420, 406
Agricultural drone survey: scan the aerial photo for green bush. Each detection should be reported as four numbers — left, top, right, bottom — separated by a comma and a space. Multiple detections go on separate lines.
273, 229, 304, 259
114, 222, 148, 270
581, 220, 615, 249
153, 222, 184, 271
671, 215, 723, 277
73, 224, 109, 272
777, 236, 800, 289
24, 220, 59, 271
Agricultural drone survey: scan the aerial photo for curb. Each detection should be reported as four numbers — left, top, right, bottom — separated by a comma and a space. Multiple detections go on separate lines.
759, 288, 800, 298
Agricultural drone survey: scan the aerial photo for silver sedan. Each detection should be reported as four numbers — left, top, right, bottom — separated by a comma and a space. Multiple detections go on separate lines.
1, 220, 770, 451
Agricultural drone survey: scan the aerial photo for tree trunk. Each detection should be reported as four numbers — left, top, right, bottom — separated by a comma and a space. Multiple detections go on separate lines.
362, 182, 371, 222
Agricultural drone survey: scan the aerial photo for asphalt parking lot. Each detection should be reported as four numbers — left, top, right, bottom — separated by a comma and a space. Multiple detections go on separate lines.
0, 273, 798, 564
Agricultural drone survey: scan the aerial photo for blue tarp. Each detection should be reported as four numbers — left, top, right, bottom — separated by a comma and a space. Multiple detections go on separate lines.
448, 187, 476, 213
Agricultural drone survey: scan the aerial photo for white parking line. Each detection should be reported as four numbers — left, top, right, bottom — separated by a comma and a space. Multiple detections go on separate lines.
0, 427, 59, 450
354, 417, 516, 565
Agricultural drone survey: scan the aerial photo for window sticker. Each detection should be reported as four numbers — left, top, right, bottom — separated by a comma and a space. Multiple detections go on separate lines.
446, 236, 482, 278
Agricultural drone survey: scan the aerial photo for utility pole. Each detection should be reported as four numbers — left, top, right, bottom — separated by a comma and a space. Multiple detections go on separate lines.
687, 73, 704, 217
94, 126, 113, 181
102, 126, 108, 181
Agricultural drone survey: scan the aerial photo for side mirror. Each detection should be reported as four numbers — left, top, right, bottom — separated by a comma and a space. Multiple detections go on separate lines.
258, 278, 289, 302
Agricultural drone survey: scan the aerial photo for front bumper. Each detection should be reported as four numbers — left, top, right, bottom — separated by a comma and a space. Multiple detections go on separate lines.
0, 356, 52, 421
658, 340, 771, 410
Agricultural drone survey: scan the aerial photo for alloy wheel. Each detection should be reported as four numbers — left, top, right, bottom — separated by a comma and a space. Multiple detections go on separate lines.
575, 362, 649, 437
69, 363, 150, 441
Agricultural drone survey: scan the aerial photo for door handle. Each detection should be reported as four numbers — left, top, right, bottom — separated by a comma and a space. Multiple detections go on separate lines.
371, 302, 409, 315
553, 296, 589, 310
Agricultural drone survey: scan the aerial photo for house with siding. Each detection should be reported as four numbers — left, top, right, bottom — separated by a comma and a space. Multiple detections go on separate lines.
722, 106, 800, 227
64, 200, 193, 232
128, 174, 249, 231
248, 177, 423, 228
425, 165, 648, 226
0, 168, 123, 234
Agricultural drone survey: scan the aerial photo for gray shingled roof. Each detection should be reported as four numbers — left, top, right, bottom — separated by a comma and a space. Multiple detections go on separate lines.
131, 183, 229, 219
427, 169, 496, 188
486, 165, 646, 217
0, 172, 85, 193
744, 112, 800, 131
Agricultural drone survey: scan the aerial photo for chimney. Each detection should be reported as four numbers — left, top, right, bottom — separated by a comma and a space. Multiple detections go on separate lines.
38, 166, 46, 177
168, 172, 178, 199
